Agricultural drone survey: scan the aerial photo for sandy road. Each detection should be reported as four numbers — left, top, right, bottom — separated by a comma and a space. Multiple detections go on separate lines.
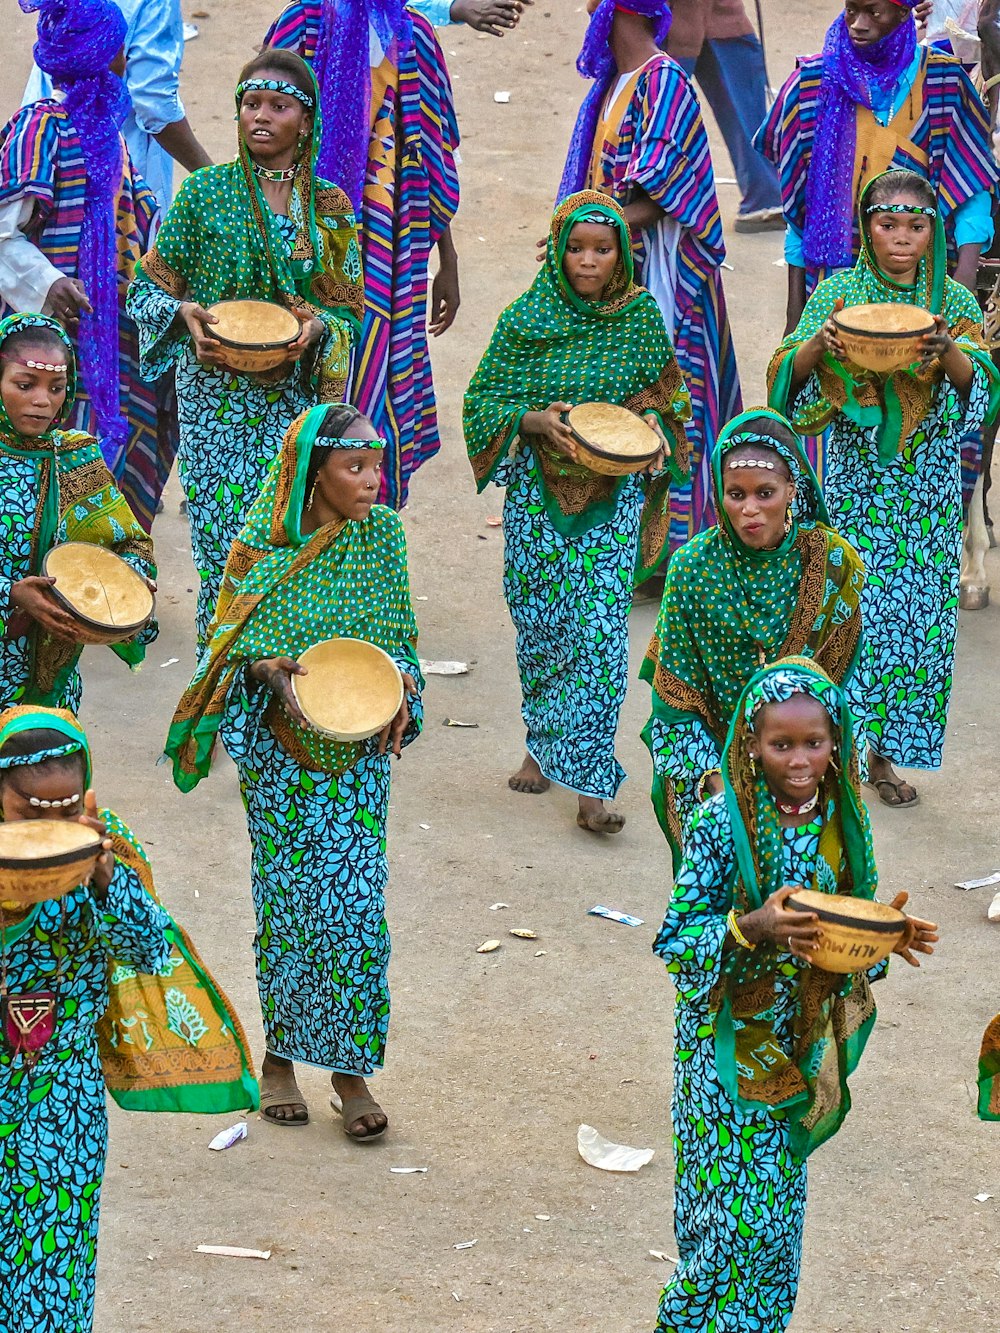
1, 1, 999, 1328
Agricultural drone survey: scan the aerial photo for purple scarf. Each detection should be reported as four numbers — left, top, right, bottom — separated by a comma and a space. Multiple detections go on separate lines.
804, 9, 917, 270
312, 0, 412, 213
20, 0, 130, 471
558, 0, 672, 202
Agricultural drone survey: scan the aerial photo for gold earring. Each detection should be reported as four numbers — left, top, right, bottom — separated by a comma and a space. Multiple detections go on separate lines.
306, 481, 317, 509
784, 506, 793, 535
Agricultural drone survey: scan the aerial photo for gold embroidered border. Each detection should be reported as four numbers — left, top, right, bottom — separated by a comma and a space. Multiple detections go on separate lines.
141, 245, 187, 300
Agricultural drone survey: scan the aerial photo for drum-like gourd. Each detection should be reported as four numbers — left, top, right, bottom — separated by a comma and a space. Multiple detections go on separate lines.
832, 303, 936, 374
563, 402, 662, 476
44, 543, 155, 645
292, 638, 404, 743
786, 888, 907, 973
206, 299, 300, 373
0, 819, 103, 906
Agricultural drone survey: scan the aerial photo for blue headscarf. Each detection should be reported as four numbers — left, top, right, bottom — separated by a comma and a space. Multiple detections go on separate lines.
558, 0, 673, 202
311, 0, 412, 213
804, 2, 918, 269
20, 0, 130, 471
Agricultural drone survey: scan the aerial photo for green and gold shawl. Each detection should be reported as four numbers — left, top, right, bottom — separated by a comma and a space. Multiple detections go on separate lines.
135, 66, 364, 401
0, 706, 258, 1113
713, 659, 879, 1160
462, 190, 691, 580
768, 173, 999, 462
639, 408, 864, 866
166, 405, 419, 791
0, 314, 156, 705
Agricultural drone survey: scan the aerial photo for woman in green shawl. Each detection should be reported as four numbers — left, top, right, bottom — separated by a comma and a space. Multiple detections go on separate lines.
653, 658, 937, 1333
0, 704, 255, 1332
640, 407, 864, 870
463, 190, 690, 835
127, 48, 364, 647
0, 313, 156, 714
768, 169, 1000, 807
165, 402, 422, 1140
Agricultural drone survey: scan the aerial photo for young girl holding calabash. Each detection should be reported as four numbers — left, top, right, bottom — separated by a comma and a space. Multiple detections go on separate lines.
653, 658, 937, 1331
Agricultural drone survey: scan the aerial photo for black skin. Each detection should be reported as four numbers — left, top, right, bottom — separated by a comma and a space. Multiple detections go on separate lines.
730, 695, 939, 965
452, 0, 531, 35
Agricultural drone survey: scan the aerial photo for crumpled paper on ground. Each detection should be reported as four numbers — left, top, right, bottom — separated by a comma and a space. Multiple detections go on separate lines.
577, 1124, 654, 1172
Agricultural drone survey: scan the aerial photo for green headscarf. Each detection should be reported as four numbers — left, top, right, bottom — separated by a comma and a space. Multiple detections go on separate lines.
640, 409, 864, 866
714, 657, 879, 1160
463, 190, 690, 578
0, 704, 92, 789
166, 404, 419, 791
769, 170, 1000, 462
135, 63, 364, 399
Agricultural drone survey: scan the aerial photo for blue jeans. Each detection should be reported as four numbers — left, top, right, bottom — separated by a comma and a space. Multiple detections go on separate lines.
677, 34, 781, 215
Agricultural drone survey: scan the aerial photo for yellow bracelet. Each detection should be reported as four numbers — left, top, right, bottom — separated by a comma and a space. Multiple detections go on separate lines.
697, 768, 722, 801
727, 908, 756, 950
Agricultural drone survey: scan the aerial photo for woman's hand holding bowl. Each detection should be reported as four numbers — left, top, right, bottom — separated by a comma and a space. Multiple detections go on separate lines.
178, 302, 227, 367
251, 655, 308, 726
643, 411, 671, 475
377, 671, 417, 759
522, 402, 579, 462
79, 789, 115, 898
285, 313, 325, 362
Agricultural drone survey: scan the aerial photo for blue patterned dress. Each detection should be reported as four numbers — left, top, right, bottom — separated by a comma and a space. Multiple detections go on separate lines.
653, 801, 825, 1332
801, 365, 994, 769
501, 450, 643, 799
0, 850, 170, 1333
220, 663, 422, 1073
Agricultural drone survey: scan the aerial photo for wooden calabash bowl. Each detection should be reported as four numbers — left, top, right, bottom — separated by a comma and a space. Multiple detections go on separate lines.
563, 402, 662, 476
291, 638, 404, 743
206, 299, 300, 373
44, 543, 154, 646
832, 303, 936, 373
0, 819, 102, 906
786, 888, 906, 973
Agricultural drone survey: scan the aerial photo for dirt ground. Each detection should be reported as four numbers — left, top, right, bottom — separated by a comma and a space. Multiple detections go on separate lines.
2, 1, 999, 1329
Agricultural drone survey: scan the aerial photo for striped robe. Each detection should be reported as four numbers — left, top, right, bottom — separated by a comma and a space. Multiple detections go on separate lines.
755, 48, 998, 292
584, 54, 741, 549
0, 100, 172, 534
264, 2, 461, 509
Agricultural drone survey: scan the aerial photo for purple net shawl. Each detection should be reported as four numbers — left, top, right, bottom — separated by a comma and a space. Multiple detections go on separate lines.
20, 0, 130, 471
557, 0, 672, 203
312, 0, 412, 213
804, 8, 917, 270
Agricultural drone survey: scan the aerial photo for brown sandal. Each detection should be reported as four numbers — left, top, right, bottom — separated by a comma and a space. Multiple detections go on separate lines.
259, 1069, 309, 1127
866, 778, 919, 809
329, 1089, 388, 1142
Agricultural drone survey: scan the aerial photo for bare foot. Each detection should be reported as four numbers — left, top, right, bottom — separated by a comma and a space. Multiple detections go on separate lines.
866, 750, 918, 807
576, 794, 625, 834
508, 752, 550, 794
331, 1072, 388, 1140
260, 1052, 308, 1125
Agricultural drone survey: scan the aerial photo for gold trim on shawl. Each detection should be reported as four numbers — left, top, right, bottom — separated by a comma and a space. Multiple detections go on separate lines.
140, 244, 187, 300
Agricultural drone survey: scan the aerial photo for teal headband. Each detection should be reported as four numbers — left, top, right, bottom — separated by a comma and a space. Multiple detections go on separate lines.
236, 78, 314, 110
864, 202, 936, 217
743, 664, 842, 728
